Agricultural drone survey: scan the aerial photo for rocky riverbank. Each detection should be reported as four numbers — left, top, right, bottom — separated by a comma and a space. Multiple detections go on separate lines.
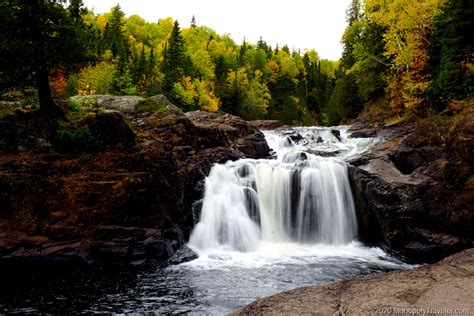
234, 248, 474, 315
347, 110, 473, 263
0, 95, 270, 268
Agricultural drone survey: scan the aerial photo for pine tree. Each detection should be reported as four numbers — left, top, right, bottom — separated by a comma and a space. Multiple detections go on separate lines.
428, 0, 474, 110
0, 0, 89, 116
238, 39, 248, 66
341, 0, 362, 70
162, 20, 193, 95
108, 5, 129, 59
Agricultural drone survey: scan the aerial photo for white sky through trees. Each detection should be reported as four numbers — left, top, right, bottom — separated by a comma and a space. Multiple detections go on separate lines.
83, 0, 351, 60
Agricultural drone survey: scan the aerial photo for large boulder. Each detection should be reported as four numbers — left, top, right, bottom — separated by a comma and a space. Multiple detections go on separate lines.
348, 113, 474, 263
85, 111, 136, 148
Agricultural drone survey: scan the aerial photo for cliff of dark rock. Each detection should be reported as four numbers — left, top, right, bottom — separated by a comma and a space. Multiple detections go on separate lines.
0, 95, 270, 268
348, 111, 473, 263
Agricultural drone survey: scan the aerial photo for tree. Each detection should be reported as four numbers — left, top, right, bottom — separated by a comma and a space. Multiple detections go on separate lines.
220, 67, 249, 115
341, 0, 362, 70
324, 74, 361, 125
349, 19, 389, 102
0, 0, 89, 115
75, 61, 115, 95
104, 5, 129, 59
239, 70, 271, 119
365, 0, 447, 114
428, 0, 474, 110
161, 20, 193, 99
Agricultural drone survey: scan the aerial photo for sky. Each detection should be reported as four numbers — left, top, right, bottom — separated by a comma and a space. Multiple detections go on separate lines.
82, 0, 351, 60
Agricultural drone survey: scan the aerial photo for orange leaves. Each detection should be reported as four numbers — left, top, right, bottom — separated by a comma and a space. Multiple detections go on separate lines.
267, 60, 280, 83
50, 69, 67, 95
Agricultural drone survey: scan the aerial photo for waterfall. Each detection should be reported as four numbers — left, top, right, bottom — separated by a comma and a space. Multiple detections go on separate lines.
189, 127, 363, 252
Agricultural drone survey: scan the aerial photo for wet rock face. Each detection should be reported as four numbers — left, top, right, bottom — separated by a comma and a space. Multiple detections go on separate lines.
0, 97, 271, 268
348, 113, 474, 263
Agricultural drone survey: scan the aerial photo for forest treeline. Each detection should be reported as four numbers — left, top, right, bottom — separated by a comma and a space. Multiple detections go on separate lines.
331, 0, 473, 124
0, 0, 472, 125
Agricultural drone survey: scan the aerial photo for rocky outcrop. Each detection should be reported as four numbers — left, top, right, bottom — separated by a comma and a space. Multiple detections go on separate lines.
0, 226, 179, 268
348, 112, 474, 263
185, 111, 270, 159
0, 96, 270, 268
234, 248, 474, 315
69, 95, 145, 113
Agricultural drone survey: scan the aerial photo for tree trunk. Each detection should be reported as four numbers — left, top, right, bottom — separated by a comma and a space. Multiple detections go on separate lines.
31, 0, 62, 117
36, 65, 58, 116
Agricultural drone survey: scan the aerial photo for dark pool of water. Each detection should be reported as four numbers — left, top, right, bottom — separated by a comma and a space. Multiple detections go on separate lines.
0, 244, 411, 314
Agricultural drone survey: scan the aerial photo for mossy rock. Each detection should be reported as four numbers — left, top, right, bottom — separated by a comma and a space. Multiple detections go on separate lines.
135, 95, 184, 117
134, 99, 166, 115
70, 95, 145, 114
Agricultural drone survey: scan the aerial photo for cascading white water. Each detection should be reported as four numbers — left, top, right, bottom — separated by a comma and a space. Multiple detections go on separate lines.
167, 128, 410, 315
189, 127, 372, 252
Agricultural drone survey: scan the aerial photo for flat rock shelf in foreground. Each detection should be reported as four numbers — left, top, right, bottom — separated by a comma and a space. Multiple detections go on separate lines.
234, 248, 474, 315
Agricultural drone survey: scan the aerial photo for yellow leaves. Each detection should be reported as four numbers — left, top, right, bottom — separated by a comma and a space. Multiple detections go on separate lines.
96, 15, 107, 31
277, 52, 298, 77
173, 76, 220, 112
227, 67, 249, 89
366, 0, 446, 115
367, 0, 446, 66
190, 49, 214, 80
267, 60, 280, 83
250, 70, 271, 113
173, 78, 194, 108
305, 49, 320, 64
78, 88, 96, 96
76, 62, 115, 96
102, 50, 114, 62
226, 47, 234, 56
194, 80, 219, 112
